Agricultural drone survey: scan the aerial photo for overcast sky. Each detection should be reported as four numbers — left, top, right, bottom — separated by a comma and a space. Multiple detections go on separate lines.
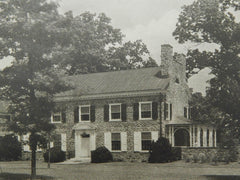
0, 0, 219, 95
57, 0, 214, 95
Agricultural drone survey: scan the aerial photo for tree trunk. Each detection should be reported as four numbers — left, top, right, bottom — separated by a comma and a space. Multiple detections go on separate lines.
31, 147, 36, 178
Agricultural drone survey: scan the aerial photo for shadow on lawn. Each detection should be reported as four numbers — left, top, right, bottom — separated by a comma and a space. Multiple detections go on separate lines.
204, 175, 240, 180
0, 173, 54, 180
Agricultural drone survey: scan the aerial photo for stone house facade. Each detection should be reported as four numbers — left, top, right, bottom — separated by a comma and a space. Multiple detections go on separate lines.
50, 44, 217, 162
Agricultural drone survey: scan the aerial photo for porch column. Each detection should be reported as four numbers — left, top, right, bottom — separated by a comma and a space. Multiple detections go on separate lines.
203, 127, 207, 147
189, 125, 192, 147
194, 125, 197, 147
197, 126, 201, 147
209, 128, 213, 147
214, 129, 217, 147
168, 126, 172, 144
171, 126, 175, 146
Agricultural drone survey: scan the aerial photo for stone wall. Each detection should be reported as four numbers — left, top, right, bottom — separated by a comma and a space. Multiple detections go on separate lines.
182, 147, 237, 163
112, 152, 149, 162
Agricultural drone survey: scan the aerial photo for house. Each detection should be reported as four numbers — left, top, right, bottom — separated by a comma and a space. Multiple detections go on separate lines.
50, 44, 217, 162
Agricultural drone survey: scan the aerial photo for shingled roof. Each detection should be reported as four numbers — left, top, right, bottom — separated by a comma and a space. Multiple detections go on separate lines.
56, 67, 170, 98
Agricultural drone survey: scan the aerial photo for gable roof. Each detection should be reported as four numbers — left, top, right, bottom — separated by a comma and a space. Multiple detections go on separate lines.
56, 67, 170, 98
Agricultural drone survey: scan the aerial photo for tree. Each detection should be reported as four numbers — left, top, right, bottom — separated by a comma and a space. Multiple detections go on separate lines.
53, 11, 157, 75
0, 0, 68, 177
173, 0, 240, 140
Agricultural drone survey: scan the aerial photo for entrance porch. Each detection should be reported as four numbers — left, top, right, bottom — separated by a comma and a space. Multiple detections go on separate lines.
167, 124, 217, 147
73, 124, 96, 160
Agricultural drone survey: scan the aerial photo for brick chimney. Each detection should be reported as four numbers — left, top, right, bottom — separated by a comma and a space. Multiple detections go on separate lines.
160, 44, 173, 76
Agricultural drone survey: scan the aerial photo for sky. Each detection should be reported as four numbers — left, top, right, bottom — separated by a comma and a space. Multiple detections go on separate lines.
57, 0, 214, 95
0, 0, 218, 95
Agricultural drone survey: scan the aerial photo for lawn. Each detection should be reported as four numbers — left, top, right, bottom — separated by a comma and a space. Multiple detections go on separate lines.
0, 160, 240, 180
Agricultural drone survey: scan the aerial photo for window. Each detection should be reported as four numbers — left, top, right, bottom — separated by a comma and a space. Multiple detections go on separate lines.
140, 102, 152, 119
110, 104, 121, 121
80, 105, 90, 121
184, 107, 187, 118
51, 112, 61, 123
164, 103, 172, 120
111, 133, 121, 151
213, 130, 215, 147
141, 132, 152, 150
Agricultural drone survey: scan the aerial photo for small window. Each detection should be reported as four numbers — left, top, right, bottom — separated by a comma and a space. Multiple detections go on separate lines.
184, 107, 187, 118
110, 104, 121, 121
140, 102, 152, 119
51, 112, 61, 123
141, 132, 152, 150
111, 133, 121, 151
80, 105, 90, 121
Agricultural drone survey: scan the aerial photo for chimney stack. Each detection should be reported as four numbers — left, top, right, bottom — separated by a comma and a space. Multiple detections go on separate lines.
160, 44, 173, 76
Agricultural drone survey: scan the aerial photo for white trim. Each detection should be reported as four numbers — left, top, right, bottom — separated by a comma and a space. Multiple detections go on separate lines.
51, 112, 62, 124
139, 101, 152, 120
61, 133, 67, 151
121, 132, 127, 151
79, 105, 90, 122
104, 132, 111, 151
109, 103, 121, 121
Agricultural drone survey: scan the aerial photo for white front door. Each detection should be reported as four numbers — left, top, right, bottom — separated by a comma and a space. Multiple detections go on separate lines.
81, 136, 90, 157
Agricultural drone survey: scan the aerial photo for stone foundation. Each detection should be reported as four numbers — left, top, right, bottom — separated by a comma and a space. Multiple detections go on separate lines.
182, 147, 237, 163
112, 152, 149, 162
21, 152, 44, 161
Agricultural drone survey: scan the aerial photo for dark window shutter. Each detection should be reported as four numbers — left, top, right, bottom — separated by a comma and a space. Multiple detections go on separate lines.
170, 104, 172, 120
74, 106, 79, 123
188, 107, 191, 119
90, 105, 95, 122
184, 107, 187, 118
152, 102, 158, 120
121, 104, 127, 122
164, 103, 168, 120
133, 103, 139, 121
104, 105, 109, 122
62, 111, 66, 123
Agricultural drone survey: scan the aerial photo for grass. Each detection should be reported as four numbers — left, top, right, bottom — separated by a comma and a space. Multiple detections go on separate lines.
0, 160, 240, 180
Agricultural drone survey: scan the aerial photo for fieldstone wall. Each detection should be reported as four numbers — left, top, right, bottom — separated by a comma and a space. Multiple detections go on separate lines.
54, 95, 163, 161
22, 152, 43, 161
182, 147, 237, 163
112, 152, 149, 162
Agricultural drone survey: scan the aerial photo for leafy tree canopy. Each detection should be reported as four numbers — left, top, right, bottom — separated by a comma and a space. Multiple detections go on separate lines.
53, 11, 157, 75
173, 0, 240, 139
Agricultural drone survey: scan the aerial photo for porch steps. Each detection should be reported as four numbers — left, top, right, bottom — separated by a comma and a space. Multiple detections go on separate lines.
57, 157, 91, 165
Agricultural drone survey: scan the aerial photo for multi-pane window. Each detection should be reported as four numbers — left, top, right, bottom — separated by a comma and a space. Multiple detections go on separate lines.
80, 106, 90, 121
111, 133, 121, 151
141, 132, 152, 150
52, 113, 61, 123
110, 104, 121, 120
140, 102, 152, 119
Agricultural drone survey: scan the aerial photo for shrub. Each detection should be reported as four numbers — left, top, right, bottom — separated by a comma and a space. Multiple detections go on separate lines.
0, 134, 22, 161
172, 147, 182, 160
43, 147, 66, 163
148, 137, 179, 163
91, 146, 113, 163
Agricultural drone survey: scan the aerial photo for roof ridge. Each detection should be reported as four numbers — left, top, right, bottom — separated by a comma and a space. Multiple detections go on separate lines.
67, 66, 161, 78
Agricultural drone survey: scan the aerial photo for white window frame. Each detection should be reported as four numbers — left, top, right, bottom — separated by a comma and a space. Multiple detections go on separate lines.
111, 132, 121, 152
141, 132, 152, 151
51, 112, 62, 124
109, 103, 121, 121
139, 101, 152, 120
79, 105, 91, 122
